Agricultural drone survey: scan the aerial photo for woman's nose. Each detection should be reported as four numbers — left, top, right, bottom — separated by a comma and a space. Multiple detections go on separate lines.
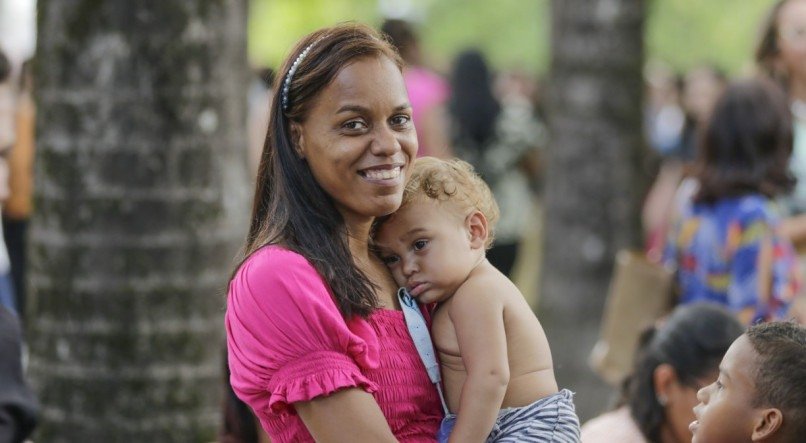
370, 125, 401, 156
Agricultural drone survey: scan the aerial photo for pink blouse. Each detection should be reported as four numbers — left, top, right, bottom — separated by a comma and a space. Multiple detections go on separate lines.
226, 245, 442, 442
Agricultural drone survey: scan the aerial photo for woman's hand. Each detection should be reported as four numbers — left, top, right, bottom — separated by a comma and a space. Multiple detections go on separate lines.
296, 387, 399, 442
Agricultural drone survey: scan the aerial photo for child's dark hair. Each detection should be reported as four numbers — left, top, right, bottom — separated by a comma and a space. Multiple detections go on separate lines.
695, 77, 795, 203
626, 303, 744, 442
745, 321, 806, 441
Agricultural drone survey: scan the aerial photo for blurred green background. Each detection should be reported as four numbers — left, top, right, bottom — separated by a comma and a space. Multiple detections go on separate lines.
248, 0, 776, 76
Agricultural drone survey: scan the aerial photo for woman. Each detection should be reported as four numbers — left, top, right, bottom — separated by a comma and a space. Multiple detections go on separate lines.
662, 78, 801, 324
225, 24, 443, 442
581, 303, 744, 443
447, 49, 544, 277
756, 0, 806, 322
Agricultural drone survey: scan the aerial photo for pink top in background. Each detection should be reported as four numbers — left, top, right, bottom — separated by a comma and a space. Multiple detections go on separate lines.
226, 245, 442, 442
404, 66, 448, 157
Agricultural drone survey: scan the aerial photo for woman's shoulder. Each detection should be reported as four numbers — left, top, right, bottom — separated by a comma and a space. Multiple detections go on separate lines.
726, 194, 782, 226
238, 244, 318, 279
693, 194, 779, 222
231, 245, 331, 306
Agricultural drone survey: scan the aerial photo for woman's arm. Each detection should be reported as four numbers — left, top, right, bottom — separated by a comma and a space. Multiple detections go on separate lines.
296, 388, 398, 443
446, 283, 509, 443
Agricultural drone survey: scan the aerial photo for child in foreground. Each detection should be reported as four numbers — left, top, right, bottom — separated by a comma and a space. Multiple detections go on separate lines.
690, 321, 806, 442
374, 157, 580, 442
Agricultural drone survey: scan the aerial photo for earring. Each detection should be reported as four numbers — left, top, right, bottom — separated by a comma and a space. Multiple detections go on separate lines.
657, 394, 668, 406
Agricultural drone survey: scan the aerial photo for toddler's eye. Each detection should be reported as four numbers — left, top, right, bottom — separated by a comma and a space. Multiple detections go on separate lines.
382, 255, 400, 265
413, 239, 428, 251
715, 380, 724, 390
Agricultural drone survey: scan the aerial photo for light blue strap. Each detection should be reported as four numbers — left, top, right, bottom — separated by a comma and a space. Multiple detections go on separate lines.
398, 287, 450, 415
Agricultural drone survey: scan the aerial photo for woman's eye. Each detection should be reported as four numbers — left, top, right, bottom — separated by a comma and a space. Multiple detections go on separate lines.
390, 114, 411, 127
413, 239, 428, 251
715, 380, 724, 390
382, 255, 399, 265
343, 120, 368, 131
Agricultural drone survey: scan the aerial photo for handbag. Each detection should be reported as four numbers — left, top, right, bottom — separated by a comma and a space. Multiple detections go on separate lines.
589, 249, 675, 386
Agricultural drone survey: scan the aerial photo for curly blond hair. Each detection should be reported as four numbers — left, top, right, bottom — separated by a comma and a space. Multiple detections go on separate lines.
399, 157, 500, 248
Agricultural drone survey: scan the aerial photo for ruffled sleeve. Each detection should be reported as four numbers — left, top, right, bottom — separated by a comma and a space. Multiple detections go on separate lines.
226, 246, 379, 416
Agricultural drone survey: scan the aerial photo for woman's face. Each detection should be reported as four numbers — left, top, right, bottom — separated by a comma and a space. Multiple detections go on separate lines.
777, 0, 806, 86
294, 56, 417, 225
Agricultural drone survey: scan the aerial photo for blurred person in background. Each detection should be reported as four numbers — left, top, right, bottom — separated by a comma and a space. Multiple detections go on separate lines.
0, 48, 17, 315
643, 64, 726, 262
0, 304, 38, 443
3, 59, 34, 321
757, 0, 806, 322
247, 67, 274, 180
447, 49, 545, 277
677, 64, 727, 163
662, 78, 801, 325
381, 18, 451, 159
581, 303, 743, 443
645, 64, 685, 159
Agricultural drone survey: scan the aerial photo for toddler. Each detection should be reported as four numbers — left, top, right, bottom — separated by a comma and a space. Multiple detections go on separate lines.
690, 321, 806, 442
374, 157, 580, 442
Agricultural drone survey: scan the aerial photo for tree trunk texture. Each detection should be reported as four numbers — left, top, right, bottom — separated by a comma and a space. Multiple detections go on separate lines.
29, 1, 249, 440
541, 0, 646, 420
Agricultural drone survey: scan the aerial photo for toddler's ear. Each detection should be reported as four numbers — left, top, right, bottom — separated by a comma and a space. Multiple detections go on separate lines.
751, 408, 783, 441
465, 211, 488, 249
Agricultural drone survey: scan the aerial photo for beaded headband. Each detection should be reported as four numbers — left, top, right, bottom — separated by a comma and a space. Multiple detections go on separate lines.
281, 40, 319, 111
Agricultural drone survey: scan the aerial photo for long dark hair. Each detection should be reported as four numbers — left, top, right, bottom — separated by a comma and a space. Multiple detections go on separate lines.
448, 49, 501, 153
626, 303, 743, 442
695, 78, 795, 203
239, 23, 402, 318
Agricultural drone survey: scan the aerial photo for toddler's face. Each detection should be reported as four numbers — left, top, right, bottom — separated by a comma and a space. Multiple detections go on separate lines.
374, 198, 479, 304
690, 335, 759, 443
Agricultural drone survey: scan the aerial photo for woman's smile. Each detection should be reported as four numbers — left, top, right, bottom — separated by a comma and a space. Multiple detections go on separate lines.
358, 164, 404, 184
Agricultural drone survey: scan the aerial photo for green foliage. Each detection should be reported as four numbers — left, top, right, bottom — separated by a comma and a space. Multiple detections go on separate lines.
248, 0, 377, 69
249, 0, 779, 76
646, 0, 777, 74
420, 0, 548, 73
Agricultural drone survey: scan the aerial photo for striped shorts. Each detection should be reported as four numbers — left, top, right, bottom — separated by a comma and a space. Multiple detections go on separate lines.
437, 389, 581, 443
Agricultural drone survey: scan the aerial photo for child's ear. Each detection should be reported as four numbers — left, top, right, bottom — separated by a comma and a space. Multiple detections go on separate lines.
751, 408, 783, 441
289, 122, 306, 159
465, 211, 488, 250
